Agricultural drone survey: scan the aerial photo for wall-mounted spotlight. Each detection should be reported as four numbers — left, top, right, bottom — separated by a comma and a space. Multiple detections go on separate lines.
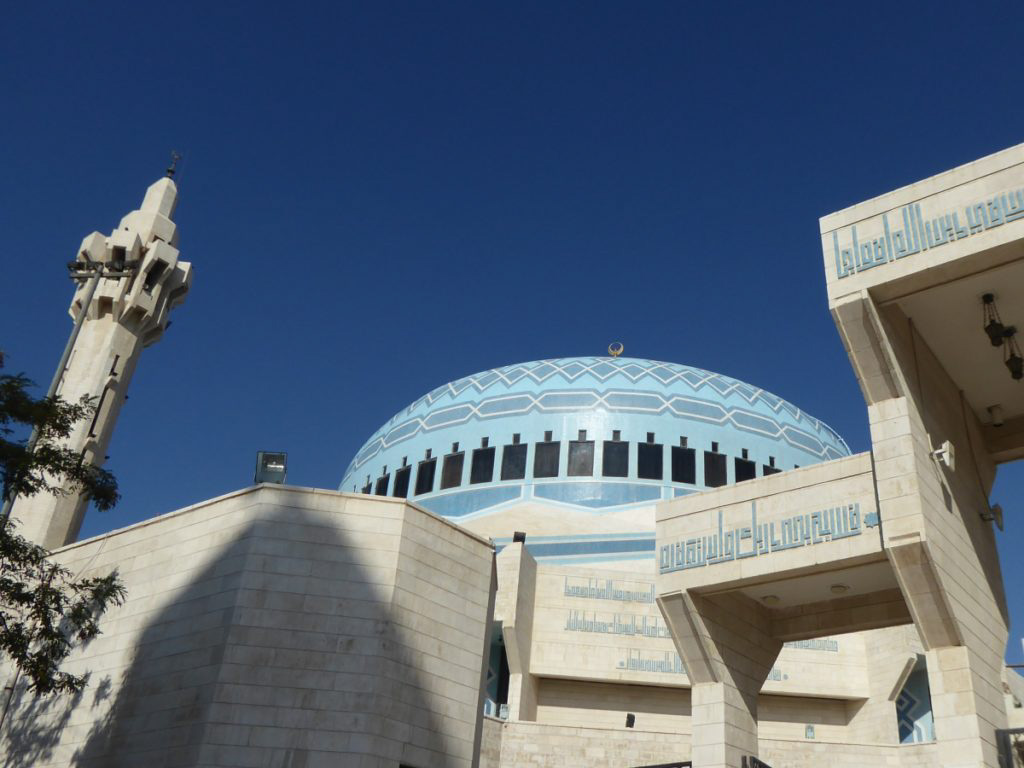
983, 294, 1006, 347
981, 504, 1004, 531
988, 404, 1005, 427
512, 531, 527, 544
931, 439, 955, 471
625, 713, 636, 728
1004, 327, 1023, 380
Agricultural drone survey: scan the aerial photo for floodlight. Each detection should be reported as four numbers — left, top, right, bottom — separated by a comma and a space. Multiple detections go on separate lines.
255, 451, 288, 484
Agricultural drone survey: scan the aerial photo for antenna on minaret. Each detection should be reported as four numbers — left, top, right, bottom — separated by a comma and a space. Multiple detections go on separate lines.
166, 151, 181, 178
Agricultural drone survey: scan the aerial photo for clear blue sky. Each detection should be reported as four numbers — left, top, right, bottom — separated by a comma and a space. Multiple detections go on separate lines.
2, 2, 1022, 661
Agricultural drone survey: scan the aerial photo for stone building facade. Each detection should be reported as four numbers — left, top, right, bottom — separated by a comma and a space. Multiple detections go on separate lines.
3, 145, 1024, 767
3, 486, 495, 767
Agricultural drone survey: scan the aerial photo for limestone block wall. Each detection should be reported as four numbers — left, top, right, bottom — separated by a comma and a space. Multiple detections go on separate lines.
656, 452, 883, 594
870, 304, 1009, 765
495, 542, 538, 721
820, 142, 1024, 304
527, 560, 869, 700
479, 716, 504, 768
0, 486, 494, 768
759, 738, 937, 767
844, 624, 923, 745
495, 720, 690, 767
757, 695, 850, 743
534, 679, 691, 734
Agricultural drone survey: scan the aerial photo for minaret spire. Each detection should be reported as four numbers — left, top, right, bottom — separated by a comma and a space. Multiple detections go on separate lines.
11, 177, 192, 549
166, 150, 181, 178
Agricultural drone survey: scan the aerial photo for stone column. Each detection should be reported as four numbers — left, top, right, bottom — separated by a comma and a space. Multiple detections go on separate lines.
494, 542, 538, 721
659, 591, 781, 768
926, 646, 1004, 767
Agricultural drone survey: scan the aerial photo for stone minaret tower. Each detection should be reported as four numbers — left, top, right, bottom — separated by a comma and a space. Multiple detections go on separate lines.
12, 176, 192, 549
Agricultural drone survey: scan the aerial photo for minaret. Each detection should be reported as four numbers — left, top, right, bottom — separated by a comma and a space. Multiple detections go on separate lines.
11, 176, 192, 549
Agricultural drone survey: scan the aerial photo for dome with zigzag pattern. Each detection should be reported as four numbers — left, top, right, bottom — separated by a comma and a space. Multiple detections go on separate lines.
340, 357, 848, 566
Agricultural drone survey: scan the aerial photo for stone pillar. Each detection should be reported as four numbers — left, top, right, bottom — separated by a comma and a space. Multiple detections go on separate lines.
870, 394, 1008, 767
659, 591, 781, 768
494, 542, 538, 721
926, 646, 1003, 768
11, 178, 191, 549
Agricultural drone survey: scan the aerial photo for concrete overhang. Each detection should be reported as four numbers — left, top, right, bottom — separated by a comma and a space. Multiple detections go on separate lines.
822, 142, 1024, 462
656, 455, 912, 639
876, 256, 1024, 461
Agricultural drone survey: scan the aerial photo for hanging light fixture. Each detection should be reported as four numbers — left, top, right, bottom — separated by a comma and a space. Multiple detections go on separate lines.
1004, 327, 1023, 380
983, 294, 1005, 347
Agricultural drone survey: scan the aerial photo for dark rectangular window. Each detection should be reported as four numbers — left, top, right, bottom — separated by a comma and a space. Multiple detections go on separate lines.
393, 466, 411, 498
704, 451, 727, 487
637, 442, 663, 480
470, 446, 495, 484
533, 441, 560, 478
501, 443, 527, 480
735, 457, 756, 483
603, 440, 629, 477
440, 452, 464, 489
568, 440, 594, 476
88, 387, 113, 438
763, 464, 782, 476
374, 474, 389, 496
361, 480, 372, 494
415, 458, 436, 495
671, 446, 696, 483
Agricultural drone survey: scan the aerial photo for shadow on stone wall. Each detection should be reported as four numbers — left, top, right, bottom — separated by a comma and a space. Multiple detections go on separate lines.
2, 505, 455, 767
2, 680, 87, 768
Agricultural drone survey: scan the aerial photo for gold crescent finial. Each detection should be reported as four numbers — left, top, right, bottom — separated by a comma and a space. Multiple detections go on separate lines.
608, 342, 624, 357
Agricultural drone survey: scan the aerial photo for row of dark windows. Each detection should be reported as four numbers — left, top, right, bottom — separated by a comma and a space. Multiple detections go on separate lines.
360, 431, 790, 499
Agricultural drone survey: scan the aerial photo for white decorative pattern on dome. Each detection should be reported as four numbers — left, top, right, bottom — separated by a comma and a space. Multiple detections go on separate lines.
342, 357, 849, 485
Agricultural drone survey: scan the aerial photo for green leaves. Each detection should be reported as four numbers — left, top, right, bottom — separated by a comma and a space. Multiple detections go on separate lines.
0, 357, 119, 511
0, 350, 126, 695
0, 525, 126, 694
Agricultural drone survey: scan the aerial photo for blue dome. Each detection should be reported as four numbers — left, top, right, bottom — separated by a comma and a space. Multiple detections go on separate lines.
341, 357, 849, 563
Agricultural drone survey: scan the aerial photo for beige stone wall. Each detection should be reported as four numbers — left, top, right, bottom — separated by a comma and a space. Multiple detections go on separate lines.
496, 720, 690, 767
758, 695, 850, 742
821, 142, 1024, 304
459, 499, 660, 553
657, 452, 882, 593
844, 624, 923, 745
479, 716, 504, 768
0, 486, 494, 768
535, 678, 691, 734
759, 737, 938, 767
530, 564, 684, 689
527, 559, 868, 700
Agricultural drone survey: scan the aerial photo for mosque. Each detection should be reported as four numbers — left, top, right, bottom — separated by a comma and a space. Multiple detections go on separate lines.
2, 143, 1024, 768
